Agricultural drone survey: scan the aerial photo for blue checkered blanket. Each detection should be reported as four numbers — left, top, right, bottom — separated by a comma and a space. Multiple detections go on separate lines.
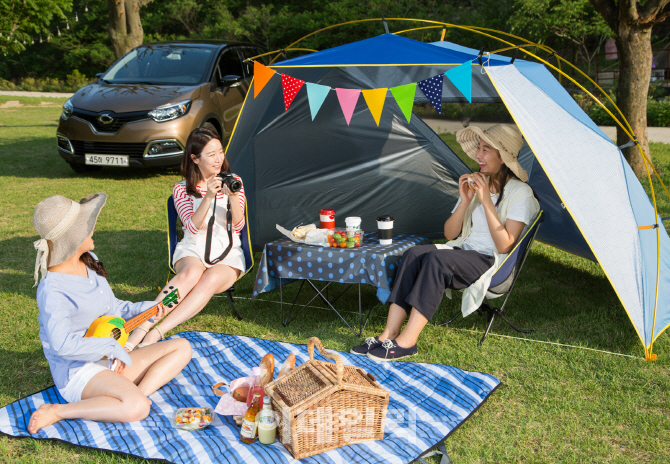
0, 332, 500, 463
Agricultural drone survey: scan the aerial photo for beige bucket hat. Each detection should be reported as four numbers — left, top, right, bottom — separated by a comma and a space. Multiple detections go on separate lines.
32, 193, 106, 285
456, 124, 528, 182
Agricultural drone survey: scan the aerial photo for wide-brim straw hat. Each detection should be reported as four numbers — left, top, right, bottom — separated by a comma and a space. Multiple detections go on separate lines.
32, 193, 106, 285
456, 124, 528, 182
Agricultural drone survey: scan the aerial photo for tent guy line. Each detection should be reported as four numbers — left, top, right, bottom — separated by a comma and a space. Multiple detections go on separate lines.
235, 296, 643, 360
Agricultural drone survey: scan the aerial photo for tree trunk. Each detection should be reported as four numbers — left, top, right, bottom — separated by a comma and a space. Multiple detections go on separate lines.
108, 0, 154, 59
616, 23, 653, 177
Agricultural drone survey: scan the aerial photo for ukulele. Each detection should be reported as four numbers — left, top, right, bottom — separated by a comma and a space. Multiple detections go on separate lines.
84, 288, 180, 347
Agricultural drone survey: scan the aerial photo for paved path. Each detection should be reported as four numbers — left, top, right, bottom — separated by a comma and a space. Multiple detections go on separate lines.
0, 90, 74, 98
422, 118, 670, 144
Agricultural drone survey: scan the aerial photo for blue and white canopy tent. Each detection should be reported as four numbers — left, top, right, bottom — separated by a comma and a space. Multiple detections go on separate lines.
225, 29, 670, 359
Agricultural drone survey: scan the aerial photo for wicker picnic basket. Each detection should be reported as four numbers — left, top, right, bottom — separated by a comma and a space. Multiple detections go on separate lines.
264, 337, 389, 459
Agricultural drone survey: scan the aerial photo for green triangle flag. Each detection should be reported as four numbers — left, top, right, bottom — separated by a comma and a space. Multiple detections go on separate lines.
390, 83, 417, 123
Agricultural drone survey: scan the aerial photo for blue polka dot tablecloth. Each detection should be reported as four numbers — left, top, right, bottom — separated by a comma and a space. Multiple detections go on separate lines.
252, 233, 431, 303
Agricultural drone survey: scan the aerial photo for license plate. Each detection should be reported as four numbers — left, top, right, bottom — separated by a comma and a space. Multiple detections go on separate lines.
85, 154, 129, 166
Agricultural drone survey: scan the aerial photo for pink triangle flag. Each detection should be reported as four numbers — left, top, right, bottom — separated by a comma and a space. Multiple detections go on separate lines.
335, 88, 361, 125
281, 74, 305, 111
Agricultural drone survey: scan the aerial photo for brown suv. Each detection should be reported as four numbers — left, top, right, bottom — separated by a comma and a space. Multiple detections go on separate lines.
57, 40, 264, 172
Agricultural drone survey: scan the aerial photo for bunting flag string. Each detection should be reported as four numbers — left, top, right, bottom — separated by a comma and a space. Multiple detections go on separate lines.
251, 58, 480, 126
361, 88, 388, 126
336, 88, 361, 126
281, 74, 305, 111
445, 61, 472, 103
390, 83, 417, 124
417, 74, 444, 115
306, 83, 330, 120
253, 61, 276, 98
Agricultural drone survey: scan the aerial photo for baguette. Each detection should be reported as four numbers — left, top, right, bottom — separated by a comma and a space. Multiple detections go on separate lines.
277, 353, 295, 378
260, 353, 275, 386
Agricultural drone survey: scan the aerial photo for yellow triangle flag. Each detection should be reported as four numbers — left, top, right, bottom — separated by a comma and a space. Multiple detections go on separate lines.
361, 88, 388, 126
254, 61, 276, 98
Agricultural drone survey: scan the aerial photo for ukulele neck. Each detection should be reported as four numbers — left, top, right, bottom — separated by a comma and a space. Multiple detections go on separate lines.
124, 304, 160, 333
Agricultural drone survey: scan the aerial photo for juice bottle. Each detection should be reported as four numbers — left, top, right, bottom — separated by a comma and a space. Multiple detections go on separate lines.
257, 396, 277, 445
246, 367, 265, 407
240, 393, 261, 444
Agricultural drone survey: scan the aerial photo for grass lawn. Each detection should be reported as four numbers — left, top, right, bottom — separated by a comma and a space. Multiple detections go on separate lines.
1, 96, 669, 463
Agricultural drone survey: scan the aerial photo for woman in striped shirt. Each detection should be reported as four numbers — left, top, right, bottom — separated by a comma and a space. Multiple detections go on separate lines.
125, 128, 246, 349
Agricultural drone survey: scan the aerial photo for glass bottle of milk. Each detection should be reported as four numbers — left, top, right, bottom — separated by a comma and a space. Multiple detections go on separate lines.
257, 396, 276, 444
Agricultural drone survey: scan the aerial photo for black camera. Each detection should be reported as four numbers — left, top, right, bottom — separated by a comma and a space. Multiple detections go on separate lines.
218, 172, 242, 193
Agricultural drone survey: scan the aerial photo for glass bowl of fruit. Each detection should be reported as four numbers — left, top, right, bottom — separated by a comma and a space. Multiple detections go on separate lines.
172, 407, 213, 431
327, 228, 363, 248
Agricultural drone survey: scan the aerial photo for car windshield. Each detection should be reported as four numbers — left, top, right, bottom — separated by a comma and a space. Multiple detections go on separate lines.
102, 46, 215, 85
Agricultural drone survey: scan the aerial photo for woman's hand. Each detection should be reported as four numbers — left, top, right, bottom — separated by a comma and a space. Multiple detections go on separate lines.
204, 175, 222, 199
155, 302, 166, 319
220, 183, 239, 198
469, 173, 492, 204
112, 360, 126, 375
458, 174, 475, 205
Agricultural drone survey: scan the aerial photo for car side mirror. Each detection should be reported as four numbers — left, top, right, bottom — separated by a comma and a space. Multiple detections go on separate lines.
96, 73, 104, 78
221, 75, 242, 86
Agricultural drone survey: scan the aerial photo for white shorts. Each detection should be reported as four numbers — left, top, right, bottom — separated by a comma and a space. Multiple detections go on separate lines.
58, 359, 111, 403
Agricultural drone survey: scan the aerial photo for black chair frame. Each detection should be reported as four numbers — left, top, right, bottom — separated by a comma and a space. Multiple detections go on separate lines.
440, 211, 544, 346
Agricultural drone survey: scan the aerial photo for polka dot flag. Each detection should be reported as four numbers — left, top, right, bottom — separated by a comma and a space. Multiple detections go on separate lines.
417, 73, 444, 115
281, 74, 305, 111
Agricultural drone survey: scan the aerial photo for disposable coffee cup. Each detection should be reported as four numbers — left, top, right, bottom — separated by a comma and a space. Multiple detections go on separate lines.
377, 215, 394, 245
345, 216, 362, 229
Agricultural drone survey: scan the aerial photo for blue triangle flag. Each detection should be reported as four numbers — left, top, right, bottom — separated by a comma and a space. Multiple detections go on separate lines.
306, 83, 331, 120
417, 74, 444, 115
445, 61, 472, 103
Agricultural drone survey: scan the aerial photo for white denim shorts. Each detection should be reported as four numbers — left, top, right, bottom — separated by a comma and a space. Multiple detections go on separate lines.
57, 359, 111, 403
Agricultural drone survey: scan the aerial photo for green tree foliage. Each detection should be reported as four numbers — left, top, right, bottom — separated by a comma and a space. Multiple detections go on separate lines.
508, 0, 612, 74
0, 0, 113, 81
0, 0, 659, 90
0, 0, 72, 55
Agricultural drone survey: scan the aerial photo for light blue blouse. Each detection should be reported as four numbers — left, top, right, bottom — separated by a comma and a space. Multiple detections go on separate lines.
36, 254, 155, 390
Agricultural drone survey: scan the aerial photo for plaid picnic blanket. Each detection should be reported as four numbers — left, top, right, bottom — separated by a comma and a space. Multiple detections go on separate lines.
0, 332, 500, 463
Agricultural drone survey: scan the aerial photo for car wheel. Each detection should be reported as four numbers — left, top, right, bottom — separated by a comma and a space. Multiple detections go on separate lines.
68, 162, 103, 173
201, 122, 220, 136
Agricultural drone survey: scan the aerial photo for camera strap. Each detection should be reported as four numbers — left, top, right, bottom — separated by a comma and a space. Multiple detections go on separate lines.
204, 195, 234, 265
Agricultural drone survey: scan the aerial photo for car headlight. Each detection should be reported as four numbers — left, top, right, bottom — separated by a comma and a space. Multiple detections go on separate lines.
148, 100, 192, 122
61, 99, 73, 120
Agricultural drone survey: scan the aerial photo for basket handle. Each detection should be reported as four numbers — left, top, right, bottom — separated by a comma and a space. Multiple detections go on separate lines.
308, 337, 343, 384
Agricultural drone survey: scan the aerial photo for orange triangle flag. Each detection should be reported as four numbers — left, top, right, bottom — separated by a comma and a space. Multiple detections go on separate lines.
361, 88, 388, 126
254, 61, 276, 98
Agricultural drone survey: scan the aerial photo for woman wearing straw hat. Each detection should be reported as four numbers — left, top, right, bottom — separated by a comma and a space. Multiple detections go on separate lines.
352, 125, 540, 361
29, 193, 192, 434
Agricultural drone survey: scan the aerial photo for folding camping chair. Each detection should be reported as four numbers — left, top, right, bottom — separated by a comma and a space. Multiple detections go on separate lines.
440, 210, 544, 346
166, 195, 254, 321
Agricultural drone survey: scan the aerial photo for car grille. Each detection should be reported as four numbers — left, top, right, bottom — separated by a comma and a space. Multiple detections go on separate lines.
71, 140, 147, 158
72, 108, 150, 133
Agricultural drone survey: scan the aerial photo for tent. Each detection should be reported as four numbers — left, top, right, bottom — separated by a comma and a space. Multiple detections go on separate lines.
224, 33, 670, 357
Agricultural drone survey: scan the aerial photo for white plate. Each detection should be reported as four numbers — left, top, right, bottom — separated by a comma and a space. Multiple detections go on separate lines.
85, 154, 129, 167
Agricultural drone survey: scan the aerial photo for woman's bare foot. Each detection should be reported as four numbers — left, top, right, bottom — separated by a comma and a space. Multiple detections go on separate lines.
28, 404, 62, 433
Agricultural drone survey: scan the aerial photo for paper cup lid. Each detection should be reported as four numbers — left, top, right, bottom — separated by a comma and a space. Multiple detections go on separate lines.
377, 215, 393, 222
320, 209, 335, 215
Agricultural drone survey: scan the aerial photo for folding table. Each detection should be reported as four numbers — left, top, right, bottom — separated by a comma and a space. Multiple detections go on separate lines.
252, 233, 431, 336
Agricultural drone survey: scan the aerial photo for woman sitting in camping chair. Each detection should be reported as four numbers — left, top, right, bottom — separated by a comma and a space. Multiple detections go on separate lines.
352, 125, 539, 361
125, 127, 247, 350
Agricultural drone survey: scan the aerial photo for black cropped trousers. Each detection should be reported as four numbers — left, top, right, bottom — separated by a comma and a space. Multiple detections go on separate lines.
388, 244, 494, 321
